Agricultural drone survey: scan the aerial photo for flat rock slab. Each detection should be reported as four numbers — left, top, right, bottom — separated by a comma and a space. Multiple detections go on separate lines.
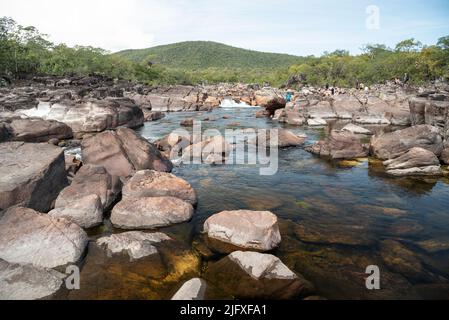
0, 207, 88, 269
7, 118, 73, 142
123, 170, 197, 205
111, 197, 194, 230
0, 259, 65, 300
383, 147, 441, 176
0, 142, 67, 212
171, 278, 207, 300
97, 231, 171, 261
204, 210, 281, 251
341, 123, 372, 135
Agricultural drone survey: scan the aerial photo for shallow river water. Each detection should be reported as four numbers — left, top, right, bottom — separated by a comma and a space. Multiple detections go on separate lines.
65, 105, 449, 300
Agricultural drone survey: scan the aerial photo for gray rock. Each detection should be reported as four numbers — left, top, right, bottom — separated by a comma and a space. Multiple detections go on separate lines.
122, 170, 197, 205
82, 127, 173, 177
0, 142, 67, 212
0, 259, 65, 300
55, 165, 121, 211
111, 197, 194, 230
204, 210, 282, 251
306, 130, 368, 159
171, 278, 207, 300
0, 207, 88, 269
49, 194, 103, 228
96, 231, 171, 261
370, 125, 443, 160
384, 147, 441, 176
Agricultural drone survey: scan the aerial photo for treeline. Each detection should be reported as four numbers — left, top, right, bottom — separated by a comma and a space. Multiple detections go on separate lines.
1, 17, 448, 87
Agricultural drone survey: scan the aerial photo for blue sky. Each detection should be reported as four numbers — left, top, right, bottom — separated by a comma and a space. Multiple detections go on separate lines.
1, 0, 448, 56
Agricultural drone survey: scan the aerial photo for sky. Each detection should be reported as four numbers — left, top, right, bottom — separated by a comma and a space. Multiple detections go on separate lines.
1, 0, 448, 56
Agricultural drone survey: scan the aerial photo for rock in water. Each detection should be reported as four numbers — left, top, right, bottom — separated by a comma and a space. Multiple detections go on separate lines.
204, 210, 281, 251
306, 131, 368, 159
370, 125, 443, 160
122, 170, 197, 205
0, 207, 88, 269
81, 127, 173, 177
383, 147, 441, 176
0, 142, 68, 212
204, 251, 314, 299
96, 231, 171, 261
0, 259, 65, 300
171, 278, 207, 300
49, 194, 103, 228
251, 129, 306, 148
111, 197, 194, 230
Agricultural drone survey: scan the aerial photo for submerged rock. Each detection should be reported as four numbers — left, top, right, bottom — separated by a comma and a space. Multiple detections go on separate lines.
204, 210, 282, 251
111, 197, 194, 230
81, 127, 173, 177
171, 278, 207, 300
0, 259, 65, 300
122, 170, 197, 205
0, 207, 88, 269
204, 251, 314, 299
0, 142, 67, 212
380, 240, 424, 279
370, 125, 443, 160
96, 232, 172, 261
383, 147, 441, 176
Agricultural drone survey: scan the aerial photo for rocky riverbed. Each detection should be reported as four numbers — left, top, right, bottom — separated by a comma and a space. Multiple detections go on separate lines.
1, 76, 449, 300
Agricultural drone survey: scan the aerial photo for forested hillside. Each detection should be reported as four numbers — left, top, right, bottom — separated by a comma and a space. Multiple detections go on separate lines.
1, 17, 448, 87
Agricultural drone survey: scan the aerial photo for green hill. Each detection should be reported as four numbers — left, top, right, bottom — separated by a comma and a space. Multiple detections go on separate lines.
115, 41, 304, 70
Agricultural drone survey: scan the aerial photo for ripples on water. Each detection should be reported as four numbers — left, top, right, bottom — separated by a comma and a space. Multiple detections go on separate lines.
136, 106, 449, 300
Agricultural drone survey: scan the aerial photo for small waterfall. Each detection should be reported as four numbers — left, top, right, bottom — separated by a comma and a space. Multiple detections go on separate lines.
220, 99, 258, 108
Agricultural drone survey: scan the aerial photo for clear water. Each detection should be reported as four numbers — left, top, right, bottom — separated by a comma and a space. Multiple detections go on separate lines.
65, 106, 449, 300
137, 107, 449, 300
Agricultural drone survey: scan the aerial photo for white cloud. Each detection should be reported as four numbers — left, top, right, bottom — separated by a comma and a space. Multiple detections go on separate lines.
0, 0, 179, 51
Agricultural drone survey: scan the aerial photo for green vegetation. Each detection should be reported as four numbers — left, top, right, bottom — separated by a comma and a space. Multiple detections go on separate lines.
1, 17, 448, 87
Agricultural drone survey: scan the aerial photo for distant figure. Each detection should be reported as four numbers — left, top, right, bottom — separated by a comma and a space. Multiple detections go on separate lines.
331, 87, 335, 95
285, 90, 293, 102
325, 83, 329, 90
403, 73, 410, 85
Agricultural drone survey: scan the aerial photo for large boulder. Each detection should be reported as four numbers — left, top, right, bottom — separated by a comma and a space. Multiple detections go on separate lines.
55, 165, 121, 212
204, 251, 314, 299
96, 231, 172, 261
0, 259, 65, 300
370, 125, 443, 160
204, 210, 281, 251
6, 118, 73, 143
0, 207, 88, 269
171, 278, 207, 300
111, 197, 194, 230
49, 194, 103, 229
19, 98, 144, 138
81, 127, 173, 177
409, 96, 449, 140
250, 129, 307, 148
0, 142, 68, 212
306, 131, 368, 159
383, 147, 441, 176
122, 170, 197, 205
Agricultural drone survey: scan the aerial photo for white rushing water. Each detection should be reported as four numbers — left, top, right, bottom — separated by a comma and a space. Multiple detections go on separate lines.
219, 99, 259, 109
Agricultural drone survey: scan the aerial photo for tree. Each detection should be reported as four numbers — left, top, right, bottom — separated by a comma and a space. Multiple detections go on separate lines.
395, 38, 422, 52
